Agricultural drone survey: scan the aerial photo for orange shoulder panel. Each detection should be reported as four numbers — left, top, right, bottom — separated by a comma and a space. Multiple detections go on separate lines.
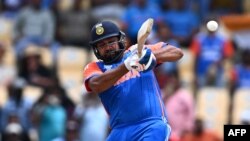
83, 62, 103, 92
83, 62, 103, 80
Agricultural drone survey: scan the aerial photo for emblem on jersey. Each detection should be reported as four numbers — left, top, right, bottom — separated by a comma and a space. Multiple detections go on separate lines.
96, 26, 104, 35
104, 65, 112, 70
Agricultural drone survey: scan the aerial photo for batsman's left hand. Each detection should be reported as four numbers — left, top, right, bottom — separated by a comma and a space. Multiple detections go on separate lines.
138, 48, 157, 72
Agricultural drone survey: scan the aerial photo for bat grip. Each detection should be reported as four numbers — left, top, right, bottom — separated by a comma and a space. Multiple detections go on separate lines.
138, 52, 142, 58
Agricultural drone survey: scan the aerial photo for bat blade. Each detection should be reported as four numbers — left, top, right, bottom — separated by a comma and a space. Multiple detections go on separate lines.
137, 18, 154, 57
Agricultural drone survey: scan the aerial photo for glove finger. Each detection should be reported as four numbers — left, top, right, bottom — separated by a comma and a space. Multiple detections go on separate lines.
131, 62, 144, 71
144, 53, 156, 71
139, 49, 151, 64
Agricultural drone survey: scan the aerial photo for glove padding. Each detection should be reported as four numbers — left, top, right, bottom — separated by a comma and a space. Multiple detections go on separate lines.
138, 48, 157, 72
124, 47, 156, 72
124, 53, 144, 71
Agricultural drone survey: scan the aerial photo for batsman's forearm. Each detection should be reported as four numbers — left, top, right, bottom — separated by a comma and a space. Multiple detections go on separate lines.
153, 45, 183, 62
89, 64, 129, 93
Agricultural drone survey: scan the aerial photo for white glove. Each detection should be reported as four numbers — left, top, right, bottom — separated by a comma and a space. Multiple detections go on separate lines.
124, 53, 144, 71
124, 47, 156, 72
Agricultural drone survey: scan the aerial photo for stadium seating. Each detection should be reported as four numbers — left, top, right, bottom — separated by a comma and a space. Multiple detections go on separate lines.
2, 46, 16, 67
232, 88, 250, 124
221, 14, 250, 31
57, 46, 88, 70
0, 17, 13, 47
39, 47, 53, 68
66, 84, 86, 104
0, 86, 8, 107
243, 0, 250, 13
177, 49, 195, 91
24, 45, 54, 68
196, 87, 230, 136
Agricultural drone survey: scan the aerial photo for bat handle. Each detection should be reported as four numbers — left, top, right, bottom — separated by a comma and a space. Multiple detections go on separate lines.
138, 51, 142, 58
138, 52, 142, 58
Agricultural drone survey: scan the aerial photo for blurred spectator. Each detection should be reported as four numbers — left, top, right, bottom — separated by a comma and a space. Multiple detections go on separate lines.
121, 0, 162, 44
192, 0, 243, 23
41, 0, 57, 9
181, 118, 222, 141
154, 65, 169, 90
18, 45, 55, 88
116, 0, 130, 7
0, 1, 248, 141
74, 93, 109, 141
190, 20, 234, 88
148, 0, 163, 6
161, 0, 199, 47
0, 80, 33, 133
163, 71, 194, 140
91, 0, 125, 22
31, 88, 67, 141
1, 0, 24, 20
91, 0, 112, 8
0, 42, 17, 86
2, 122, 29, 141
12, 0, 59, 59
55, 0, 93, 53
149, 25, 180, 75
52, 120, 79, 141
49, 78, 76, 117
191, 0, 211, 22
149, 24, 179, 47
230, 49, 250, 91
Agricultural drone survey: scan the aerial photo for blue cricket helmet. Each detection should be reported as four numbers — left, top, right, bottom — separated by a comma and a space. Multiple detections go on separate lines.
90, 21, 120, 45
89, 21, 126, 64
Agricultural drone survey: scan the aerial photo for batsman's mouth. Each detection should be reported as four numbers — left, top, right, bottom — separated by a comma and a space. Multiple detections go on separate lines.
104, 50, 117, 58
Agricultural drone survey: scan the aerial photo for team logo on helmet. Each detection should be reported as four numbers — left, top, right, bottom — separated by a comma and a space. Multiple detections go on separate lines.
96, 26, 104, 35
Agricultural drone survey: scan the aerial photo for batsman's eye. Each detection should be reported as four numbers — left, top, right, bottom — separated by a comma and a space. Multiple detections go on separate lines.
97, 40, 118, 49
97, 43, 106, 48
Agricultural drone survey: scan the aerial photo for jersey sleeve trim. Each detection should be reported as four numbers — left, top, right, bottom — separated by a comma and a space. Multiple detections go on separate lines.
83, 62, 103, 92
84, 74, 101, 92
147, 42, 166, 51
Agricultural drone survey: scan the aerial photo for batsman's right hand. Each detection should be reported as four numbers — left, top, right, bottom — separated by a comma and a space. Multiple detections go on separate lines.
124, 53, 144, 71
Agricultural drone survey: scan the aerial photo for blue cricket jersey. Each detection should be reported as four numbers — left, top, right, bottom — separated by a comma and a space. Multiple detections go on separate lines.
83, 42, 168, 129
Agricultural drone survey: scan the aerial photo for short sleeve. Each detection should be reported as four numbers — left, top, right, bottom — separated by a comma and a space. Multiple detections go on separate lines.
147, 42, 166, 51
83, 62, 103, 92
147, 42, 168, 65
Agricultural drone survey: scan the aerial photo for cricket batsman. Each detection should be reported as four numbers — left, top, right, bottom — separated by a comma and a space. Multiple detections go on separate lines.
83, 21, 183, 141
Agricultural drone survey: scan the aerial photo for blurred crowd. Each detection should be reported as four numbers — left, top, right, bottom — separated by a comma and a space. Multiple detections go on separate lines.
0, 0, 250, 141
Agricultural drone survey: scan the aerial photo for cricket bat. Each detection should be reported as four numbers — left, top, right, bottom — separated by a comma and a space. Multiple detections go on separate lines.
137, 18, 154, 57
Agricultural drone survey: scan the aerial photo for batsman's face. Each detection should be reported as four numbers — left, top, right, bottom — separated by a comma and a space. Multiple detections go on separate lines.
96, 36, 120, 59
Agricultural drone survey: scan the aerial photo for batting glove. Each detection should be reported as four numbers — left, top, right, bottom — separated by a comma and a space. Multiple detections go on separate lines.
124, 53, 144, 71
138, 48, 157, 72
124, 48, 156, 72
